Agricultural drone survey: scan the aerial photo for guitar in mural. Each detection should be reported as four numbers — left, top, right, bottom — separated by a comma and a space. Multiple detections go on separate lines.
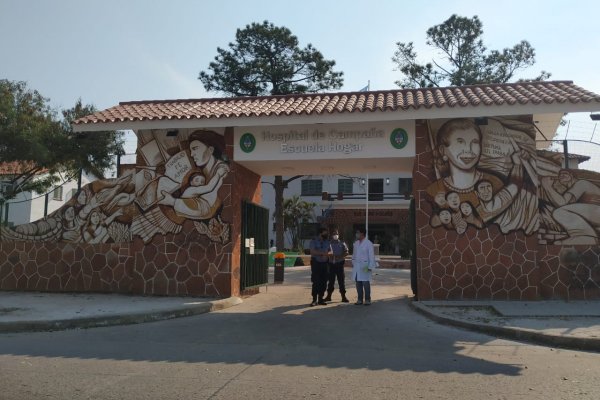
1, 130, 231, 245
425, 117, 600, 245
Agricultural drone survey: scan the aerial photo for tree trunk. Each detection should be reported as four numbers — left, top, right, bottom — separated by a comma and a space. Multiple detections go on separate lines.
274, 175, 285, 251
273, 175, 304, 251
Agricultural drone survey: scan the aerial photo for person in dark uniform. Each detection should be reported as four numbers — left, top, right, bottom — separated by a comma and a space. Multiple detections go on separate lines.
324, 229, 349, 303
309, 227, 331, 306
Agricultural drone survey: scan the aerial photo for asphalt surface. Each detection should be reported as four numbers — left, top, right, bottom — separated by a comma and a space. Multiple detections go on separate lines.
1, 267, 600, 352
1, 268, 600, 399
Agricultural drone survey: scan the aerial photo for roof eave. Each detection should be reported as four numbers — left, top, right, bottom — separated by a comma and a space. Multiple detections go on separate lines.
72, 101, 600, 132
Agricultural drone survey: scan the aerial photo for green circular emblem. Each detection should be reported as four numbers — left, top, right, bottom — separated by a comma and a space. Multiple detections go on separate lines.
390, 128, 408, 149
240, 133, 256, 153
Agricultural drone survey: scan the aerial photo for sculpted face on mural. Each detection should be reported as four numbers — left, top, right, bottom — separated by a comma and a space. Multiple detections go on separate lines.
437, 120, 482, 176
426, 117, 600, 245
1, 130, 231, 245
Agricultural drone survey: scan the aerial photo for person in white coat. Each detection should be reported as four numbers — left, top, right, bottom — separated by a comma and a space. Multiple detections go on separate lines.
351, 226, 376, 305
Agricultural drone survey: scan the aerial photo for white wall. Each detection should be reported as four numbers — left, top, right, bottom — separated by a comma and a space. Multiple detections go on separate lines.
4, 171, 96, 225
2, 190, 32, 226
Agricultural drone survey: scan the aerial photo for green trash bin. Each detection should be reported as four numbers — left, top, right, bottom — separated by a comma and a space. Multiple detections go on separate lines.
274, 252, 285, 283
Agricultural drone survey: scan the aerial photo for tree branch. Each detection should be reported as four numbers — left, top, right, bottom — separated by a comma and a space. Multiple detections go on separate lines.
284, 175, 304, 185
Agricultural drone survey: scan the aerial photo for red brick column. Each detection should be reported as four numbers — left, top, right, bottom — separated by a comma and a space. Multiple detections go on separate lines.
224, 127, 262, 297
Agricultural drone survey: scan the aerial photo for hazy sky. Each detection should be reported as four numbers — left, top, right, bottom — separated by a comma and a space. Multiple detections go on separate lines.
2, 0, 600, 166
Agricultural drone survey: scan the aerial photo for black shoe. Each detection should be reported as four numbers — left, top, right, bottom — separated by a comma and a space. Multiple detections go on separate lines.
324, 295, 332, 302
317, 300, 328, 305
364, 300, 371, 305
310, 301, 318, 307
354, 301, 363, 305
341, 296, 349, 303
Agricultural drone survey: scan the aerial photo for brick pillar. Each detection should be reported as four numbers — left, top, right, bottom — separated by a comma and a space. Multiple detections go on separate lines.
224, 127, 262, 297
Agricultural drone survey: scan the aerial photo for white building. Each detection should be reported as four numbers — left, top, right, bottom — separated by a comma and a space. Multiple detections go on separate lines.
0, 163, 95, 226
261, 173, 413, 256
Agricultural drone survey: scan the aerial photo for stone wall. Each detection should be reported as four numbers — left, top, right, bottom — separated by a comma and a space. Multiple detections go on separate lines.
414, 117, 600, 300
538, 245, 600, 300
0, 156, 261, 298
0, 229, 233, 297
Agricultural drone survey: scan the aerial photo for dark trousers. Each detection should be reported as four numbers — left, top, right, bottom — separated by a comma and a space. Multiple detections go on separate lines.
327, 262, 346, 295
356, 281, 371, 302
311, 260, 328, 300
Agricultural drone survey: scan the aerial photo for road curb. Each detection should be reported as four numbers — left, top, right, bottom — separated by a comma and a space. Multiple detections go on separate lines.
409, 299, 600, 353
0, 296, 243, 334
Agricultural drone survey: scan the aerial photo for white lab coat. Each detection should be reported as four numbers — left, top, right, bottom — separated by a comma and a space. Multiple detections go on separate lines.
352, 238, 376, 282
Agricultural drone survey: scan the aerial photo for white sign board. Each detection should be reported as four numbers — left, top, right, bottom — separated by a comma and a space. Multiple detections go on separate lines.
234, 121, 415, 161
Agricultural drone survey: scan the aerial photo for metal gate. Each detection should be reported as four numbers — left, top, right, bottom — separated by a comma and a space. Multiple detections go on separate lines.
241, 200, 269, 290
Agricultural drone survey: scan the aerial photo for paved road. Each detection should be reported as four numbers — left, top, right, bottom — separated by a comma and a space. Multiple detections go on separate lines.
1, 268, 599, 399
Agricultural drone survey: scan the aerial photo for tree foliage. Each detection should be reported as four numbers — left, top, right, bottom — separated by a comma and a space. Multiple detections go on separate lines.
281, 195, 316, 251
200, 21, 343, 250
392, 15, 550, 88
0, 79, 123, 202
199, 20, 344, 96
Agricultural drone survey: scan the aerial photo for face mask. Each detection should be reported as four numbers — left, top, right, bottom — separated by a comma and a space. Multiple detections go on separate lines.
332, 235, 339, 240
355, 232, 361, 240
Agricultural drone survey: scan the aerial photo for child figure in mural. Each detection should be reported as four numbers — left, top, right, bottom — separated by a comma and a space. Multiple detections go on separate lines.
157, 137, 230, 220
82, 208, 123, 244
541, 169, 600, 245
159, 165, 229, 219
430, 209, 453, 229
459, 201, 483, 229
61, 206, 81, 242
426, 118, 538, 234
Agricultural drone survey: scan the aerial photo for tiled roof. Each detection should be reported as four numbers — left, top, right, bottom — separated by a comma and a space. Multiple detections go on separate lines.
0, 161, 44, 176
537, 149, 591, 162
73, 81, 600, 125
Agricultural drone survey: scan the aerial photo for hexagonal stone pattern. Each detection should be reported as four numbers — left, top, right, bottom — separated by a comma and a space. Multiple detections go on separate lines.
0, 219, 233, 297
539, 245, 600, 300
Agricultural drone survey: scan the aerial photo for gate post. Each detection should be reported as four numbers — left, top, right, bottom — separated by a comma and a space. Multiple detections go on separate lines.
225, 127, 263, 296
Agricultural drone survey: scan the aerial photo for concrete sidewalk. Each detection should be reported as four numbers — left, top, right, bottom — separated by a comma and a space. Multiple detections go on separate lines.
0, 291, 242, 333
410, 299, 600, 352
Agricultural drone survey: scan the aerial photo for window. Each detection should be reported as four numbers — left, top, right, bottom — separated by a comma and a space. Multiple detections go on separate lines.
53, 186, 63, 201
301, 179, 323, 196
368, 179, 384, 201
71, 188, 78, 201
0, 182, 13, 195
398, 178, 413, 196
337, 179, 353, 194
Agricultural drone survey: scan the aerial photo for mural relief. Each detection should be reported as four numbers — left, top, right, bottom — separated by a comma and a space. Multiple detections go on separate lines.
426, 117, 539, 236
539, 169, 600, 245
1, 130, 231, 245
426, 117, 600, 244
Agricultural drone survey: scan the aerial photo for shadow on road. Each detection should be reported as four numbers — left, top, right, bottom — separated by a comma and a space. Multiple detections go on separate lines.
0, 269, 523, 377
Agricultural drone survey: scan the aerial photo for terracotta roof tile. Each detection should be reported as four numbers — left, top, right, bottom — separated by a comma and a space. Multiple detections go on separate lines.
73, 81, 600, 126
0, 161, 46, 176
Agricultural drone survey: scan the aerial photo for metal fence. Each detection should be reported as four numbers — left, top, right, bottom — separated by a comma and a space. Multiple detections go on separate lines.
541, 118, 600, 171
